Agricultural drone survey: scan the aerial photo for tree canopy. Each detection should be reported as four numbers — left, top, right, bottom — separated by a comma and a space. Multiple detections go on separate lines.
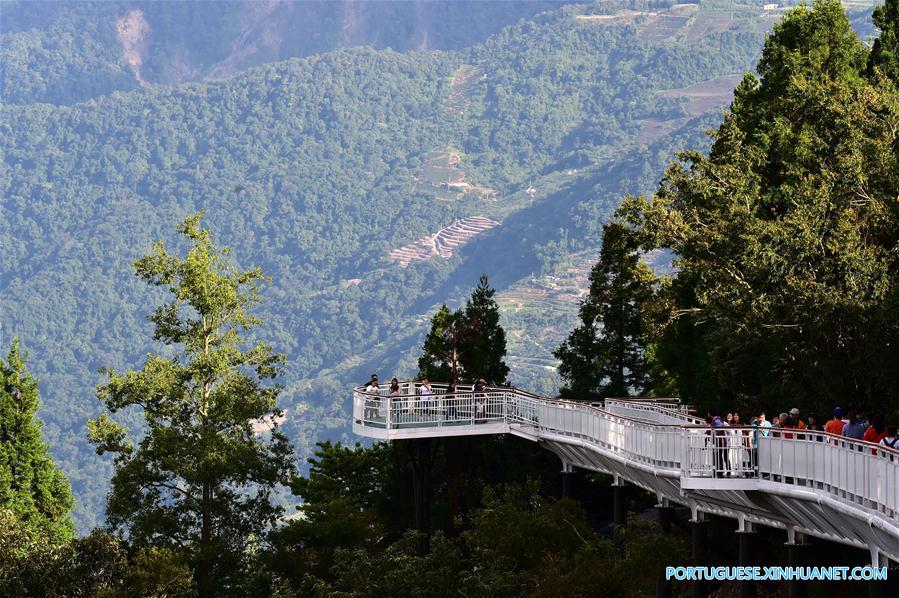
555, 223, 656, 400
0, 340, 74, 546
88, 213, 296, 596
619, 0, 899, 414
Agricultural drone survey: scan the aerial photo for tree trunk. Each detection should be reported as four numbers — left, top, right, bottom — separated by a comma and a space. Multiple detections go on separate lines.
410, 438, 432, 556
199, 481, 212, 597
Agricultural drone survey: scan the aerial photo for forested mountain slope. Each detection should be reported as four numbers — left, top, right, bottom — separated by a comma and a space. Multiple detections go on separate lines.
2, 1, 834, 531
0, 0, 576, 105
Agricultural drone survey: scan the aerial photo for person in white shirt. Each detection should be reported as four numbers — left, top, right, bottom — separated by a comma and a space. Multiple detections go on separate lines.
880, 425, 898, 450
364, 379, 380, 420
418, 378, 433, 417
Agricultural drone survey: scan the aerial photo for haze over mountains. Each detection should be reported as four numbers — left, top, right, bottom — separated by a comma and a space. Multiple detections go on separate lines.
1, 0, 880, 531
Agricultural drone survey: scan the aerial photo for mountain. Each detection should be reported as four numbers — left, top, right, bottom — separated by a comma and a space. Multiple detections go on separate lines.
0, 0, 577, 105
3, 0, 854, 532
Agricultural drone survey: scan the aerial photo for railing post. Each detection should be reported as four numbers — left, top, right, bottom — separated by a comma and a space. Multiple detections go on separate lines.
386, 396, 391, 430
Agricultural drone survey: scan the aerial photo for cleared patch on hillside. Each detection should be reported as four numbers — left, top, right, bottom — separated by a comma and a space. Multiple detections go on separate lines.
446, 64, 485, 116
414, 149, 497, 201
116, 9, 152, 86
577, 5, 778, 45
658, 74, 743, 116
388, 216, 501, 267
636, 116, 691, 145
500, 250, 596, 313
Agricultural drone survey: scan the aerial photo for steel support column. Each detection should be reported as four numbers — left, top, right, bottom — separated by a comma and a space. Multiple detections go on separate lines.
786, 530, 808, 598
738, 521, 757, 598
691, 514, 708, 598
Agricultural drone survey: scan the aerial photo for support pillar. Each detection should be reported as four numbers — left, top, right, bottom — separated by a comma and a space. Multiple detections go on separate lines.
785, 529, 808, 598
656, 496, 676, 535
690, 511, 708, 598
561, 462, 576, 499
612, 476, 627, 550
867, 548, 893, 598
654, 495, 674, 597
411, 438, 432, 556
738, 520, 757, 598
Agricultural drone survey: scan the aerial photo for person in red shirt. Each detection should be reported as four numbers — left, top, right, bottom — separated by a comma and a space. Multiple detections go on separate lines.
864, 414, 887, 444
780, 411, 795, 440
789, 408, 806, 430
825, 407, 846, 435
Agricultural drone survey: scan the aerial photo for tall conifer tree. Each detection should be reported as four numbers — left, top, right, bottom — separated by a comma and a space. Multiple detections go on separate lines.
417, 305, 462, 382
619, 0, 899, 412
458, 275, 510, 385
88, 214, 295, 597
869, 0, 899, 79
554, 223, 655, 400
417, 276, 510, 385
0, 339, 74, 545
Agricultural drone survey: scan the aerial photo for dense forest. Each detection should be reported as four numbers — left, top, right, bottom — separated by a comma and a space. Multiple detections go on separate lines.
1, 0, 793, 532
3, 1, 898, 594
0, 0, 583, 105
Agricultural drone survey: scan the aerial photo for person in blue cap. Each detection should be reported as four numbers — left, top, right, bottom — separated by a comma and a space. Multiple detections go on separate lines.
825, 407, 846, 435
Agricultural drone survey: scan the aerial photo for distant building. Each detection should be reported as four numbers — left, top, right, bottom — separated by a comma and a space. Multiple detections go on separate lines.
763, 3, 778, 10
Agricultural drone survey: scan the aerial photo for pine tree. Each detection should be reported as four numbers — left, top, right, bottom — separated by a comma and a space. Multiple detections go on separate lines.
417, 277, 510, 385
458, 275, 510, 385
554, 223, 655, 400
619, 0, 899, 412
417, 305, 462, 382
0, 339, 74, 545
88, 213, 295, 597
869, 0, 899, 79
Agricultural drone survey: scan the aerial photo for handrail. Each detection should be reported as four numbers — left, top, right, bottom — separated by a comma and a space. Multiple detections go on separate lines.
353, 382, 899, 456
352, 382, 899, 560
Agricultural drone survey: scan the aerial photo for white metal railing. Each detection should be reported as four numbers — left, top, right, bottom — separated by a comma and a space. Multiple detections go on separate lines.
352, 382, 899, 523
683, 426, 757, 478
605, 398, 704, 425
757, 429, 899, 520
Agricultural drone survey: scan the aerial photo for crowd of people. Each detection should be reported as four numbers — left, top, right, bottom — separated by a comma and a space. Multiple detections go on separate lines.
704, 406, 899, 449
361, 374, 492, 421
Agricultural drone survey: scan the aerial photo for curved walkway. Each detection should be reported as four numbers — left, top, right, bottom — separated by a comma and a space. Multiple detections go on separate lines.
352, 382, 899, 565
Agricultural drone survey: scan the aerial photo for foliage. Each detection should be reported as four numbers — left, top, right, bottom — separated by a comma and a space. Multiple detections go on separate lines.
2, 2, 774, 531
619, 0, 899, 415
300, 478, 685, 597
869, 0, 899, 80
88, 214, 296, 596
417, 305, 463, 383
459, 275, 510, 385
418, 275, 509, 384
555, 223, 656, 399
268, 441, 407, 585
0, 340, 74, 545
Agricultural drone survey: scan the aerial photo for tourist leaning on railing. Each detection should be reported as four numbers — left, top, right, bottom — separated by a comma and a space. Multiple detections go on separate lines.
880, 426, 898, 450
841, 410, 867, 440
364, 378, 380, 420
419, 378, 433, 414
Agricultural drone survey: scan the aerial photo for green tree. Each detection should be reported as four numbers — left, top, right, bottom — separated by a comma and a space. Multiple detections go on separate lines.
458, 274, 510, 385
869, 0, 899, 79
418, 276, 511, 385
554, 223, 656, 400
88, 213, 296, 596
417, 305, 463, 382
0, 340, 74, 545
620, 0, 899, 413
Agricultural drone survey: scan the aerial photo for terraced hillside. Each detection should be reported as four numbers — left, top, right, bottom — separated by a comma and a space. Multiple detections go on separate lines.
389, 216, 501, 266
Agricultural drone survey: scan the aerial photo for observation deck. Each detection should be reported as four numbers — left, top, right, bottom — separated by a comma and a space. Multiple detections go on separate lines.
352, 382, 899, 565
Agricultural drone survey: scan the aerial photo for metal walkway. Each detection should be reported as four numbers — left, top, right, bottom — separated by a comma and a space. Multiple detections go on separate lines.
352, 383, 899, 565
